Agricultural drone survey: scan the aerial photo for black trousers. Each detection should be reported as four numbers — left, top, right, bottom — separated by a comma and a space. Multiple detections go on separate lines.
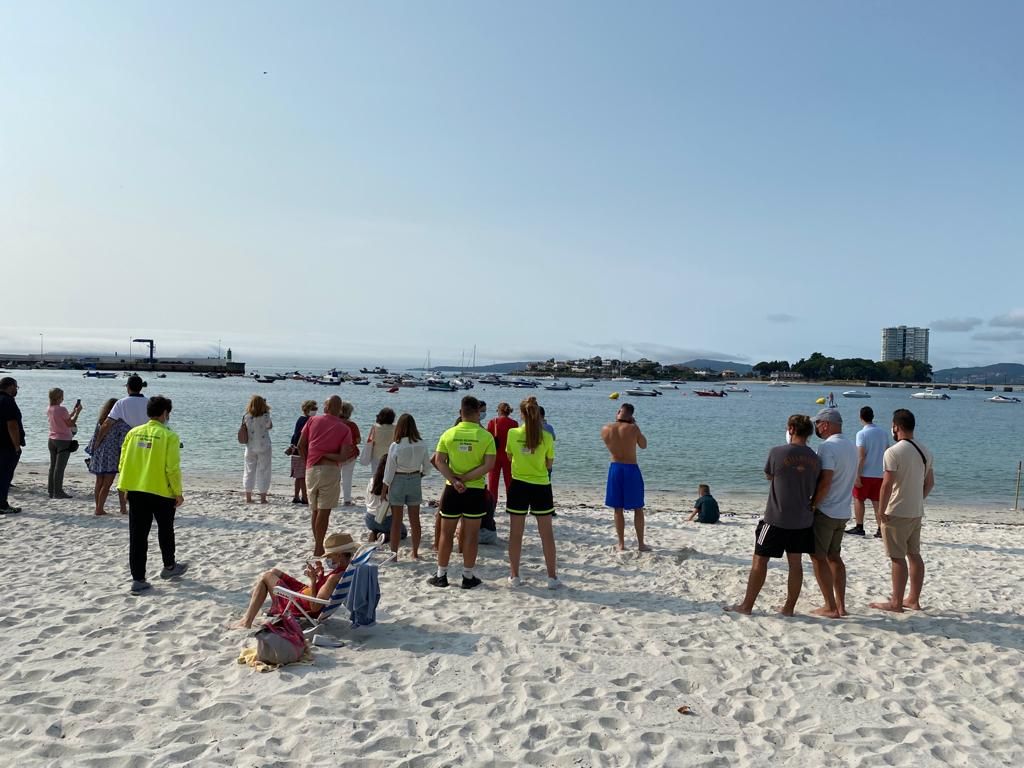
128, 491, 177, 581
0, 452, 17, 507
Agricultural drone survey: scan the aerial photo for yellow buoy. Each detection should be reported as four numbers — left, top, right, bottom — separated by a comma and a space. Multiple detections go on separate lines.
609, 392, 620, 400
815, 397, 826, 405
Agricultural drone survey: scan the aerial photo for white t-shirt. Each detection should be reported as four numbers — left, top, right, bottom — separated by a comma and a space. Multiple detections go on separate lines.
383, 437, 431, 486
816, 433, 858, 519
884, 439, 934, 518
109, 394, 149, 427
243, 413, 273, 452
855, 422, 890, 478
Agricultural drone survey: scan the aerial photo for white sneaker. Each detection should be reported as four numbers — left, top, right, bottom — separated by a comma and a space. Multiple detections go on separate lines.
546, 577, 564, 590
507, 576, 522, 588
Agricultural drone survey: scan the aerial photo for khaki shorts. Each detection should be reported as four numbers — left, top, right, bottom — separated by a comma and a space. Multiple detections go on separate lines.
882, 515, 922, 559
306, 464, 341, 510
812, 512, 847, 556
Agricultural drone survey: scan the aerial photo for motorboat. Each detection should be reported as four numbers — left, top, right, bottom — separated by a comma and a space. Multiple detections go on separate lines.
624, 388, 661, 397
986, 394, 1021, 404
360, 367, 389, 375
842, 391, 871, 398
350, 378, 371, 385
83, 371, 118, 379
910, 389, 950, 400
656, 383, 679, 390
315, 375, 341, 386
724, 385, 749, 393
427, 383, 457, 392
545, 382, 572, 391
256, 376, 276, 384
693, 389, 728, 397
767, 381, 789, 387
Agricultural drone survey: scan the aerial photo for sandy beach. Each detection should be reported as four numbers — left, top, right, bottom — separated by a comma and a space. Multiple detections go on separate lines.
1, 462, 1022, 767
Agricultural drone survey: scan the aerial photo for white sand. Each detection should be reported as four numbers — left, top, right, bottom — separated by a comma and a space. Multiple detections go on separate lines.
1, 462, 1022, 767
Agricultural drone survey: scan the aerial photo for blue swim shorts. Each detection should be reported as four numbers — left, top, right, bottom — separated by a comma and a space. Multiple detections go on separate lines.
605, 462, 644, 510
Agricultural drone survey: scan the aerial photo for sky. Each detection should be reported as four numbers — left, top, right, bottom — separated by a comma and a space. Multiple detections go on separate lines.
1, 2, 1022, 371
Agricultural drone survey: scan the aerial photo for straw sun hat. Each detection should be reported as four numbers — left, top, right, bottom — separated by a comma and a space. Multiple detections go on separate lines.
323, 532, 359, 555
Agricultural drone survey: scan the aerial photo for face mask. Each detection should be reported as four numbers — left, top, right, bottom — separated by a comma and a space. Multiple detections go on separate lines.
323, 558, 338, 571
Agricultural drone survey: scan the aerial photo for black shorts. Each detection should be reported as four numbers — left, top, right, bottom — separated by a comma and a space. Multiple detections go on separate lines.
439, 486, 488, 519
754, 520, 814, 558
506, 479, 554, 516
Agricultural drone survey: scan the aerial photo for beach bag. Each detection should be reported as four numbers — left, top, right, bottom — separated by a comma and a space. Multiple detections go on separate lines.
237, 417, 249, 445
358, 439, 372, 466
253, 615, 305, 665
68, 440, 80, 452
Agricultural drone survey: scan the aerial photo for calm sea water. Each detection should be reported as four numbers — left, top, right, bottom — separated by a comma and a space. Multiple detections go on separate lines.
9, 370, 1024, 513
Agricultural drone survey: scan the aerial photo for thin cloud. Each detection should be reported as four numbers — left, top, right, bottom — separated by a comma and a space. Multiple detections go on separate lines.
766, 313, 798, 323
971, 330, 1024, 343
931, 317, 982, 332
990, 309, 1024, 328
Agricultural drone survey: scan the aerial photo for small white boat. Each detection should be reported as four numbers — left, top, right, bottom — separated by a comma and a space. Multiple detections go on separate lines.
83, 371, 118, 379
911, 389, 950, 400
656, 383, 679, 390
316, 375, 341, 386
624, 388, 662, 397
767, 381, 789, 387
724, 385, 749, 393
545, 382, 572, 391
842, 390, 871, 398
986, 394, 1021, 404
256, 376, 276, 384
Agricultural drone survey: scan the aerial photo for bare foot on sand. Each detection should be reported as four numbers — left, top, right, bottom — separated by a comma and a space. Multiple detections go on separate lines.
638, 544, 653, 552
615, 544, 626, 552
869, 600, 904, 613
94, 510, 108, 516
810, 606, 840, 618
724, 604, 752, 615
904, 601, 923, 611
775, 605, 796, 617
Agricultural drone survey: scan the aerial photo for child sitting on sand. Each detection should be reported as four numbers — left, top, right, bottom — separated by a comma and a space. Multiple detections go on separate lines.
687, 484, 720, 524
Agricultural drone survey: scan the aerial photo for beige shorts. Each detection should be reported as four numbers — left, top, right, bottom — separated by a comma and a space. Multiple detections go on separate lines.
306, 464, 341, 510
812, 512, 847, 556
882, 515, 922, 559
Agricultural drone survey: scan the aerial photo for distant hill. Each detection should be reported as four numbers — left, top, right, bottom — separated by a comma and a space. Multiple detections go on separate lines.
672, 359, 753, 374
410, 362, 530, 374
931, 362, 1024, 385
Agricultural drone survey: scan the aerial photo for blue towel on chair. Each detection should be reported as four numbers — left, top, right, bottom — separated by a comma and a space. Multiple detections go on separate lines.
344, 563, 380, 628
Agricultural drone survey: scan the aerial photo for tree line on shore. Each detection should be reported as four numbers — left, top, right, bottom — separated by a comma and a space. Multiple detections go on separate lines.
753, 353, 932, 383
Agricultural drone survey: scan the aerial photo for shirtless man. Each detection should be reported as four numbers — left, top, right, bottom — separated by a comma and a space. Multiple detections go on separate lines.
601, 403, 650, 552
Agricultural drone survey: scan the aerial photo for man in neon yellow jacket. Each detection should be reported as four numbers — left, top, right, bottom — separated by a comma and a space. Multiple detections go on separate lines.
118, 395, 188, 595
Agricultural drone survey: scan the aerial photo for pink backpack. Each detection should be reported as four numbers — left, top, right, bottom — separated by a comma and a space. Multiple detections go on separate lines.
254, 614, 306, 665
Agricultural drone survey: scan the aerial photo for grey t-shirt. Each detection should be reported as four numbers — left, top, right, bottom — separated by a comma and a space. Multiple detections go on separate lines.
763, 444, 821, 529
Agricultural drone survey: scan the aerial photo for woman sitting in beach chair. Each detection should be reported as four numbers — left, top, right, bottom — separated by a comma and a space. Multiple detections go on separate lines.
230, 532, 359, 629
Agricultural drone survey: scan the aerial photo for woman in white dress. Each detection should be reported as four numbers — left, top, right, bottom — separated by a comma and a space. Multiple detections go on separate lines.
242, 395, 273, 503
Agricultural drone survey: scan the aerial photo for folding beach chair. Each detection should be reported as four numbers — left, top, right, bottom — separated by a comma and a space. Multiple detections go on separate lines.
273, 537, 395, 647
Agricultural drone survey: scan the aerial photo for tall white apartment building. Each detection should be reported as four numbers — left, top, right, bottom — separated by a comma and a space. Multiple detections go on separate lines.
881, 326, 929, 364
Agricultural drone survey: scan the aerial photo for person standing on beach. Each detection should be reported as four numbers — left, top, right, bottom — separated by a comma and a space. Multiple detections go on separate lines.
726, 415, 820, 616
486, 402, 518, 505
94, 375, 150, 515
339, 401, 361, 506
601, 403, 650, 552
383, 412, 431, 560
366, 408, 396, 475
430, 396, 496, 589
299, 395, 356, 557
505, 397, 560, 589
847, 406, 890, 538
46, 387, 82, 499
241, 395, 273, 504
0, 377, 25, 514
118, 396, 188, 595
870, 409, 934, 613
288, 400, 317, 505
808, 408, 858, 618
85, 397, 120, 515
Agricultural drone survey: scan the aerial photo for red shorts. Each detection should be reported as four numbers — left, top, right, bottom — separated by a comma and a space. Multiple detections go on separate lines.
269, 572, 319, 617
852, 476, 882, 502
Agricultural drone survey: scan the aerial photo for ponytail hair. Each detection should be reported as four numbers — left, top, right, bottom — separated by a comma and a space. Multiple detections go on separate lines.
519, 396, 543, 451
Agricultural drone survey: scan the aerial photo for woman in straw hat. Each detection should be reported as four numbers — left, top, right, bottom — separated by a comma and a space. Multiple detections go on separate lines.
230, 532, 359, 629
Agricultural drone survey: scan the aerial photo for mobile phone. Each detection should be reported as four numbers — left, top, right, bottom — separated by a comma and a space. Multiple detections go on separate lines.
75, 399, 82, 408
